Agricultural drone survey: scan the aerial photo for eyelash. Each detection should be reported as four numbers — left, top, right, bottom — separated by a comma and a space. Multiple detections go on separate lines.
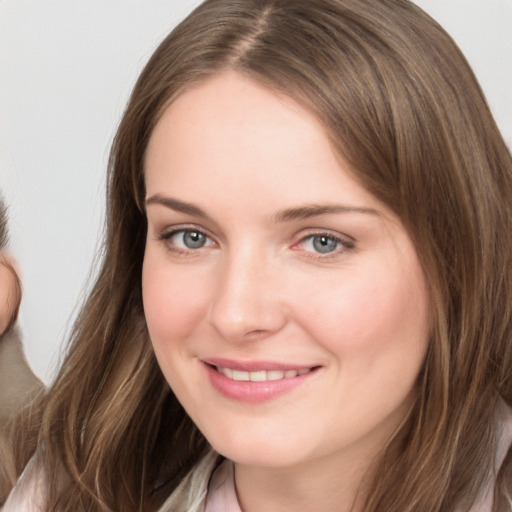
158, 227, 355, 259
159, 226, 215, 257
294, 232, 355, 260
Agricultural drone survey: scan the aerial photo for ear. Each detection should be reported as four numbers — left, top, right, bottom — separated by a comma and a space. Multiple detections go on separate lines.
0, 255, 22, 336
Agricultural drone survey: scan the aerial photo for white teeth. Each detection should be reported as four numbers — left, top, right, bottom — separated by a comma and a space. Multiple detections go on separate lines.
249, 371, 267, 382
217, 367, 311, 381
232, 370, 250, 381
267, 370, 285, 380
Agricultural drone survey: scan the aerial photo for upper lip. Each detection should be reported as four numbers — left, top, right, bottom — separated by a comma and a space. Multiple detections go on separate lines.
202, 357, 318, 372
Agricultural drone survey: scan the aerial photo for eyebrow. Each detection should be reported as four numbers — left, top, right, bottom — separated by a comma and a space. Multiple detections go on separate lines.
145, 194, 379, 222
146, 195, 208, 218
274, 204, 379, 222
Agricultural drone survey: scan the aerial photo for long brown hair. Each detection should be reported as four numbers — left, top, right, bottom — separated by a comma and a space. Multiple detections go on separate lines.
2, 0, 512, 510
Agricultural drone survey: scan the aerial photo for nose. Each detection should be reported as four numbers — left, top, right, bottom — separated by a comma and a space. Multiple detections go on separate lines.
208, 247, 288, 342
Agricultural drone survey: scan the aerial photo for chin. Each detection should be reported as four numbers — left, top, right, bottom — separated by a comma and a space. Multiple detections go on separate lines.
217, 444, 304, 467
205, 426, 309, 467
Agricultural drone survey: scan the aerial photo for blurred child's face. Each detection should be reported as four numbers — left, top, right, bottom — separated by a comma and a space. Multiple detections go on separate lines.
0, 256, 19, 334
142, 71, 430, 471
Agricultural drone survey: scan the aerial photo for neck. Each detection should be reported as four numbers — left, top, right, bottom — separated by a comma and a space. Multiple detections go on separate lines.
236, 460, 369, 512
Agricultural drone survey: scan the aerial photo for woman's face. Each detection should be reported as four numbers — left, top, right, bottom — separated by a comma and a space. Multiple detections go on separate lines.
142, 71, 430, 469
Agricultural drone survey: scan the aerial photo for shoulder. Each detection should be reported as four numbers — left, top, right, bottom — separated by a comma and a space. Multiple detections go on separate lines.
2, 458, 46, 512
0, 328, 43, 427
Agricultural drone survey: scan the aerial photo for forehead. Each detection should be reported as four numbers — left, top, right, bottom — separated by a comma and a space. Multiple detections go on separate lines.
147, 71, 325, 169
144, 71, 380, 214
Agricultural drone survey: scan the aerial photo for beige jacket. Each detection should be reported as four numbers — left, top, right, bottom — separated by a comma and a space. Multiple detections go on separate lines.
0, 328, 43, 431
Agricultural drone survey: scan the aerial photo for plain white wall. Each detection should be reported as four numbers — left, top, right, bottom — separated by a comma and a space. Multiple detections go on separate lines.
1, 0, 511, 384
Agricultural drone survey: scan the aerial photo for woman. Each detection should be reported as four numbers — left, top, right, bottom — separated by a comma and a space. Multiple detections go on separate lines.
2, 0, 512, 510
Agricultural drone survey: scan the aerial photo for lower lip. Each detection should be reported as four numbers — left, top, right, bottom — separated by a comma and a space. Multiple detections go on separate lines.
203, 363, 318, 403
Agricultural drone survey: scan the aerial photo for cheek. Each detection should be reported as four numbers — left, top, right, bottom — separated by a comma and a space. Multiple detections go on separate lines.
295, 261, 429, 362
142, 252, 210, 350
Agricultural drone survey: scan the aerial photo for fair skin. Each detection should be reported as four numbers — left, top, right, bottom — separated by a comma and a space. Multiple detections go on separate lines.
142, 71, 430, 512
0, 255, 19, 335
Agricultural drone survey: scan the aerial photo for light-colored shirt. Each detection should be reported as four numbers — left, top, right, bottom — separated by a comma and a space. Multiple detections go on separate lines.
2, 458, 46, 511
204, 459, 241, 512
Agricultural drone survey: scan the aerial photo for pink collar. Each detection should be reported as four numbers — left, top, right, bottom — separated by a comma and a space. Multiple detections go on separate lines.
204, 459, 241, 512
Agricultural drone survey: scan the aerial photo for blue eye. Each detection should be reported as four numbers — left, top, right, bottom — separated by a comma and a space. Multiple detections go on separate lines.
166, 229, 214, 250
311, 235, 339, 253
301, 234, 353, 255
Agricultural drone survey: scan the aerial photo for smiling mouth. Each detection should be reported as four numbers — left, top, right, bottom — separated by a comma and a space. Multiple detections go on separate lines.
204, 361, 320, 402
213, 366, 317, 382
